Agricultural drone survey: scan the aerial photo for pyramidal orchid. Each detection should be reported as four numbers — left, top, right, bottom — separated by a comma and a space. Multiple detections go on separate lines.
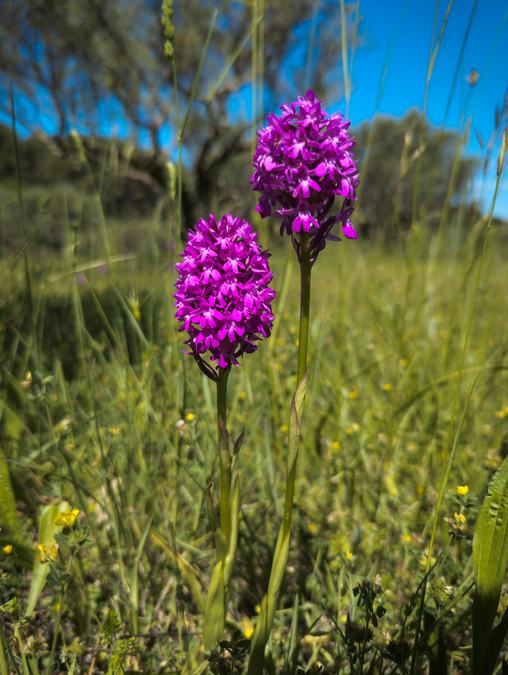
175, 212, 275, 379
174, 213, 275, 649
247, 94, 359, 672
251, 89, 359, 261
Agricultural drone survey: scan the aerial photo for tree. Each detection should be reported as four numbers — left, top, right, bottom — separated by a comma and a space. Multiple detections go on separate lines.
353, 111, 478, 238
0, 0, 362, 230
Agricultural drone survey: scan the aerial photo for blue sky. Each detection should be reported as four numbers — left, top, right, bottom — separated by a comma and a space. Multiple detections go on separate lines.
345, 0, 508, 217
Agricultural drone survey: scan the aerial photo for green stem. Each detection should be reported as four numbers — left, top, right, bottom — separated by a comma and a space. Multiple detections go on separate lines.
247, 234, 312, 674
297, 234, 312, 385
217, 366, 231, 545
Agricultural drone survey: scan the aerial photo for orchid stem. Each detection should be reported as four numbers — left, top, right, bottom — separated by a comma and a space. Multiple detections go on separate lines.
247, 233, 311, 674
297, 234, 312, 385
217, 365, 231, 543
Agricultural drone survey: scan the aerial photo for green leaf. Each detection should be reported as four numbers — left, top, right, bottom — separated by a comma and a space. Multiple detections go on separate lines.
0, 450, 19, 539
223, 471, 239, 586
472, 455, 508, 674
203, 561, 225, 650
248, 375, 307, 674
26, 502, 70, 617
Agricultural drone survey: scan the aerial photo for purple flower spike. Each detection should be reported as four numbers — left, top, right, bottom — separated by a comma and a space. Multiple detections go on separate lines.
174, 214, 276, 379
251, 90, 360, 261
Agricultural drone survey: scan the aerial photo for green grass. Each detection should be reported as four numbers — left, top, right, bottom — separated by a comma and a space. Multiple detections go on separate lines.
1, 221, 507, 672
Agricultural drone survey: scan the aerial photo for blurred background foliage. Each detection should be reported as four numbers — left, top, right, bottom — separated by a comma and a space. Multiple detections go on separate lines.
0, 0, 499, 259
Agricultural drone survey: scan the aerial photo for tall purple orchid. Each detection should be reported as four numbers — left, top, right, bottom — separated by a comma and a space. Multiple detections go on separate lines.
247, 93, 360, 672
251, 89, 359, 261
174, 213, 275, 649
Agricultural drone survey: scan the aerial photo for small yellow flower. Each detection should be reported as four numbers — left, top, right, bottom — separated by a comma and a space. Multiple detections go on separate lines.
348, 387, 359, 400
455, 484, 469, 497
185, 412, 195, 422
37, 543, 59, 561
21, 371, 32, 389
2, 544, 13, 555
454, 512, 466, 525
109, 426, 121, 437
307, 522, 318, 535
55, 508, 80, 528
240, 616, 254, 640
255, 604, 261, 615
400, 533, 412, 544
346, 422, 360, 435
54, 602, 62, 613
344, 550, 353, 561
399, 358, 409, 368
340, 613, 348, 625
238, 390, 247, 401
495, 406, 508, 419
280, 423, 289, 434
54, 417, 71, 434
381, 383, 393, 392
129, 296, 141, 322
330, 441, 341, 450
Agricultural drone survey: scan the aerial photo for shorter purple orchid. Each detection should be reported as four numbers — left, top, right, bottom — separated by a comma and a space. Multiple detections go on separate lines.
174, 214, 275, 378
251, 90, 360, 260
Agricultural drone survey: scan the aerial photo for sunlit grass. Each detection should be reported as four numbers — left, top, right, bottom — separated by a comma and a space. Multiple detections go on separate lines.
1, 224, 507, 670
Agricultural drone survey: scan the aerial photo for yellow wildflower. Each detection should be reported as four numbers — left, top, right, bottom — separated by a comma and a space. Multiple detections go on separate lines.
400, 533, 412, 544
348, 387, 359, 400
238, 390, 248, 401
454, 512, 466, 526
55, 508, 80, 528
54, 417, 71, 434
280, 423, 289, 434
2, 544, 13, 555
381, 383, 393, 392
37, 543, 58, 561
455, 485, 469, 497
255, 604, 261, 615
185, 412, 195, 422
21, 371, 32, 389
330, 441, 341, 451
129, 295, 141, 322
240, 616, 254, 640
346, 422, 360, 435
109, 426, 121, 437
344, 550, 353, 561
495, 406, 508, 419
399, 358, 409, 368
307, 522, 318, 535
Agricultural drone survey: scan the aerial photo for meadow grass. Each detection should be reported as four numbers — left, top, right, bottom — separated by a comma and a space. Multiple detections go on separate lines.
1, 217, 507, 672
